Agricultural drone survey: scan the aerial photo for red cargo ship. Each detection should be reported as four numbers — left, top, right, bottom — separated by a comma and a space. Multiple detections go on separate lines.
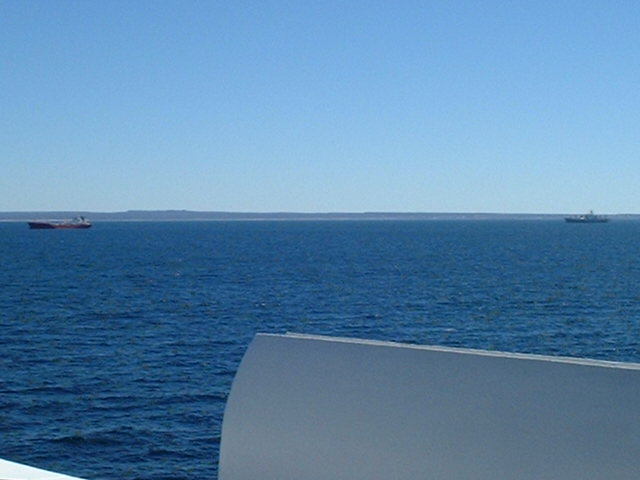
28, 216, 92, 229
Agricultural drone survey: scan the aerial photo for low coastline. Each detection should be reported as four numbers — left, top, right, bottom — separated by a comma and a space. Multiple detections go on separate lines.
2, 210, 637, 222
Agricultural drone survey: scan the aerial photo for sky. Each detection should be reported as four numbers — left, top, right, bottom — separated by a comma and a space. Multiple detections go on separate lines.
1, 0, 639, 213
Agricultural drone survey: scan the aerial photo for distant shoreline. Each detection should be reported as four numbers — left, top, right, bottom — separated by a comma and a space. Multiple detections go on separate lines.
2, 210, 638, 222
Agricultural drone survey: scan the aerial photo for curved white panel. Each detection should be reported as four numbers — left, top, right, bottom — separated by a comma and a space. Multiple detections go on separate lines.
219, 333, 640, 480
0, 459, 85, 480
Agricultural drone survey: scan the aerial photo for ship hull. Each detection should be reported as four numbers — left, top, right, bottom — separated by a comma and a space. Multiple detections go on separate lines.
564, 218, 609, 223
28, 222, 91, 229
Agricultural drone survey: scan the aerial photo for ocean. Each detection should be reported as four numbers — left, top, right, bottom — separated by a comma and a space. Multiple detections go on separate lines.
2, 220, 639, 479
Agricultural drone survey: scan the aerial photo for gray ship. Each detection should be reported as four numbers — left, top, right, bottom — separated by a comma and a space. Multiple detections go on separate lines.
564, 210, 609, 223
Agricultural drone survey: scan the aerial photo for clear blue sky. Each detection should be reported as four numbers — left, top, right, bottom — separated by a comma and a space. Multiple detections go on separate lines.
1, 0, 639, 213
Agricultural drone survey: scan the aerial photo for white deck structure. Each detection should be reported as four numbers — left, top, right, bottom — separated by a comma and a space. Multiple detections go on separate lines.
219, 333, 640, 479
0, 458, 85, 480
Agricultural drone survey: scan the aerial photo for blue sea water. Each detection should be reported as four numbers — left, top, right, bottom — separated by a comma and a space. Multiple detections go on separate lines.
2, 220, 640, 479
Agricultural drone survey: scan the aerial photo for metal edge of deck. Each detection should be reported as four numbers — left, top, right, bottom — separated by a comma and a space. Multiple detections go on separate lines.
0, 458, 86, 480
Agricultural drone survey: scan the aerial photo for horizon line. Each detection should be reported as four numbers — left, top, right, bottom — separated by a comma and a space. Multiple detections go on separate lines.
0, 209, 631, 215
